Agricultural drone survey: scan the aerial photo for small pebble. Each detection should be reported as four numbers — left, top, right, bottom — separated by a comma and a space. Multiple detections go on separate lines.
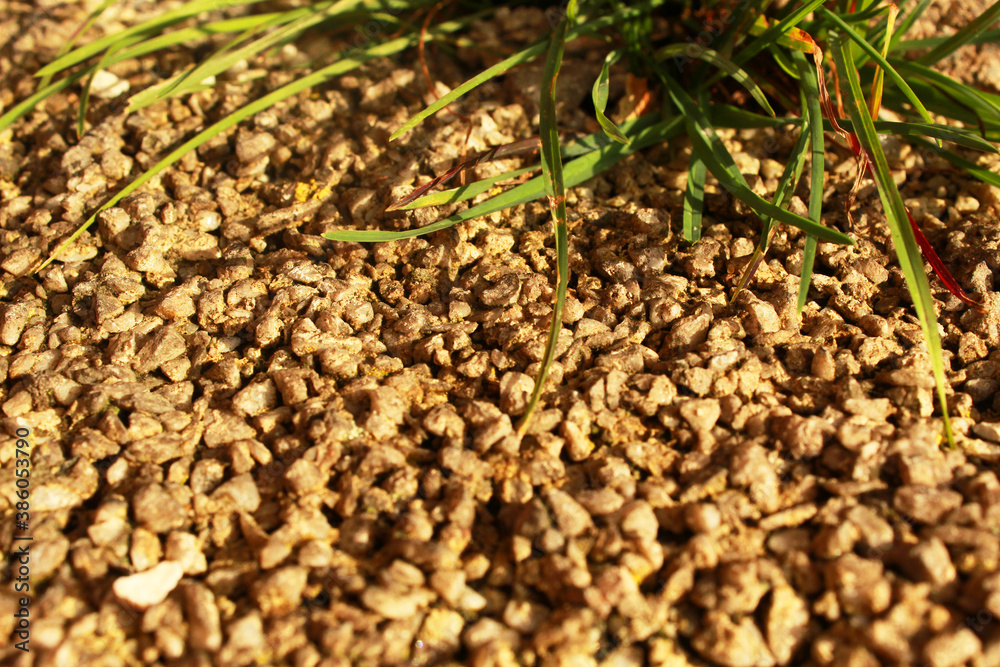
113, 561, 184, 609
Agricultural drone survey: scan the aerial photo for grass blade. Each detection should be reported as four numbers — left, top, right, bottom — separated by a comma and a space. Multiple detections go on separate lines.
390, 42, 548, 141
111, 11, 320, 62
887, 0, 933, 50
818, 6, 936, 130
593, 51, 630, 145
34, 0, 267, 79
387, 135, 549, 211
658, 70, 854, 245
390, 3, 660, 141
397, 165, 539, 210
893, 58, 1000, 127
856, 120, 998, 152
682, 150, 707, 243
0, 71, 89, 135
13, 5, 407, 143
126, 0, 345, 113
394, 131, 615, 211
917, 0, 1000, 66
734, 0, 828, 71
867, 3, 899, 117
793, 50, 826, 315
38, 0, 116, 89
77, 35, 145, 137
682, 104, 997, 151
835, 2, 893, 22
656, 44, 776, 117
883, 82, 1000, 141
517, 0, 576, 436
731, 105, 810, 301
326, 114, 680, 242
35, 20, 472, 272
894, 27, 1000, 52
831, 33, 955, 447
910, 136, 1000, 189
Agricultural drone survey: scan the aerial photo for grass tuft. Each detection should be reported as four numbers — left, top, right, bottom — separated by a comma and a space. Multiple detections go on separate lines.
18, 0, 1000, 443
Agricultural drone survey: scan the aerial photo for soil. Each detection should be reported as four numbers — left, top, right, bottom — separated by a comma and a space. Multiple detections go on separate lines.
1, 2, 1000, 666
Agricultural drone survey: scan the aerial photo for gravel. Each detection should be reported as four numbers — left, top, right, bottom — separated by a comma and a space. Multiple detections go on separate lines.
1, 2, 999, 667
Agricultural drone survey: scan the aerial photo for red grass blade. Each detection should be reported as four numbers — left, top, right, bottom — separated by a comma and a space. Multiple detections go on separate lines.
801, 23, 984, 312
903, 206, 986, 311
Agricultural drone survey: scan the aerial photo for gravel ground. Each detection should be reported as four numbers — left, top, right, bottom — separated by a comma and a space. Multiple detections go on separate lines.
1, 3, 1000, 666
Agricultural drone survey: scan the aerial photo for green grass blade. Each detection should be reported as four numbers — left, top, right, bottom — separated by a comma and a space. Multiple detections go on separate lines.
659, 71, 853, 245
818, 7, 936, 129
124, 26, 269, 113
834, 118, 999, 151
17, 8, 348, 141
894, 27, 1000, 52
799, 234, 819, 311
697, 104, 996, 150
390, 43, 547, 141
793, 50, 826, 315
769, 42, 802, 79
836, 3, 892, 23
390, 5, 656, 141
325, 114, 680, 242
893, 58, 1000, 127
886, 0, 934, 50
77, 35, 146, 137
112, 11, 314, 61
656, 43, 775, 117
518, 0, 576, 436
399, 165, 539, 209
758, 112, 810, 244
71, 13, 304, 97
707, 105, 799, 129
731, 107, 810, 301
127, 0, 346, 113
38, 0, 116, 89
712, 0, 765, 60
593, 51, 629, 145
910, 136, 1000, 188
34, 0, 267, 79
831, 33, 954, 447
682, 149, 706, 243
879, 84, 997, 139
396, 130, 619, 210
37, 21, 471, 272
917, 0, 1000, 66
0, 70, 89, 134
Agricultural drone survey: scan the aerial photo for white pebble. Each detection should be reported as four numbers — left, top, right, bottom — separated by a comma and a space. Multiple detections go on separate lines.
113, 560, 184, 609
194, 210, 221, 232
91, 70, 130, 99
